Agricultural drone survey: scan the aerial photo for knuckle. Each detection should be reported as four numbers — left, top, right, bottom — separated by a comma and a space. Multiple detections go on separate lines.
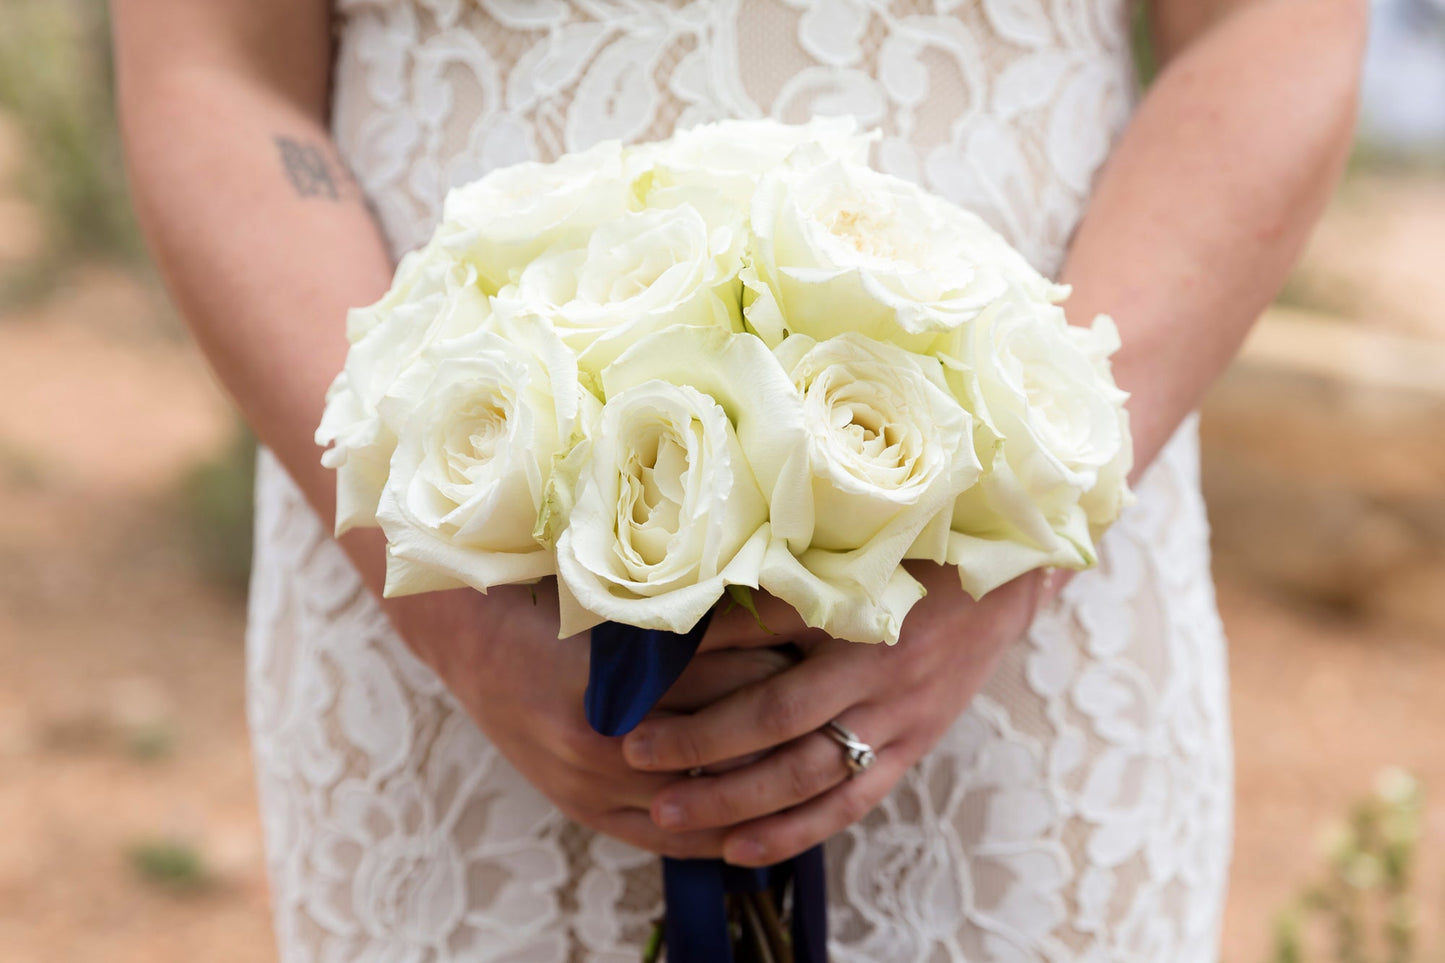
757, 685, 809, 741
554, 720, 601, 766
664, 727, 705, 770
684, 781, 743, 828
900, 657, 932, 690
786, 753, 830, 804
698, 788, 739, 827
743, 649, 793, 683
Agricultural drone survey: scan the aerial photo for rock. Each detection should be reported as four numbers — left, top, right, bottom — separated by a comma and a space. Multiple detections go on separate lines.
1366, 559, 1445, 636
1290, 174, 1445, 342
1201, 309, 1445, 619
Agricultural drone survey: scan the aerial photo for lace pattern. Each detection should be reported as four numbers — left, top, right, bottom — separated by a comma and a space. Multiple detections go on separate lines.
248, 1, 1233, 959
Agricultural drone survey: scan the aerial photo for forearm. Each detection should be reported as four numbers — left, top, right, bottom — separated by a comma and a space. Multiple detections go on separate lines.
114, 13, 394, 596
1060, 0, 1366, 474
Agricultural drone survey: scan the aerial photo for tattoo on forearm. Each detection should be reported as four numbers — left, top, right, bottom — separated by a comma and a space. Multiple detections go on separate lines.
273, 135, 355, 201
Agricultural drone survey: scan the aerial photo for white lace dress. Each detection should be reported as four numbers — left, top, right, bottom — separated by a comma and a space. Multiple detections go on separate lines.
246, 1, 1234, 960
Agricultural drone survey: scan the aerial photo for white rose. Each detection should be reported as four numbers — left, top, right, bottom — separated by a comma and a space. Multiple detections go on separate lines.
438, 138, 633, 292
554, 326, 806, 635
629, 117, 875, 216
495, 204, 744, 374
374, 315, 594, 596
933, 299, 1134, 597
744, 153, 1065, 349
317, 243, 490, 534
761, 333, 981, 644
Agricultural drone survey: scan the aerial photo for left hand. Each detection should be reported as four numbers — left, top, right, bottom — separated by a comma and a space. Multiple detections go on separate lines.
621, 564, 1047, 866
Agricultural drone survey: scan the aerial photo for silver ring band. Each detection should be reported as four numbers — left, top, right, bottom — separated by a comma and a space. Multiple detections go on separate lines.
822, 720, 876, 777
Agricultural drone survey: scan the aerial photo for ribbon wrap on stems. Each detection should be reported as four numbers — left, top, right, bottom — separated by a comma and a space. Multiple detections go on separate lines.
587, 616, 829, 962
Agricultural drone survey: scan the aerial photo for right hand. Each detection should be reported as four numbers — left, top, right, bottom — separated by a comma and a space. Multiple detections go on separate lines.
388, 580, 793, 859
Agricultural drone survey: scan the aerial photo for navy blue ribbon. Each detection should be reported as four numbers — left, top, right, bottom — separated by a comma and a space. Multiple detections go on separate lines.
585, 614, 715, 737
662, 847, 827, 963
586, 618, 830, 961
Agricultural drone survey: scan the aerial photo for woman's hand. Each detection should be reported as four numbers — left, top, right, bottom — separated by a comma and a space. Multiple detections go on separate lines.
389, 580, 797, 860
619, 567, 1046, 866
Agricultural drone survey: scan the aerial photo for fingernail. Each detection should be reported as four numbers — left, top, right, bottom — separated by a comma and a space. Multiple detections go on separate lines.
656, 802, 685, 829
726, 839, 765, 866
626, 733, 653, 767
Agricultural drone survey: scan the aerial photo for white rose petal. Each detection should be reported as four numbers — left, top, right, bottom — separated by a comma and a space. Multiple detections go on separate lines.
629, 116, 876, 215
599, 326, 810, 507
375, 315, 593, 596
317, 242, 491, 534
745, 152, 1064, 349
555, 384, 769, 636
496, 204, 743, 374
760, 542, 926, 646
761, 333, 981, 643
438, 138, 633, 292
554, 326, 805, 635
939, 299, 1134, 596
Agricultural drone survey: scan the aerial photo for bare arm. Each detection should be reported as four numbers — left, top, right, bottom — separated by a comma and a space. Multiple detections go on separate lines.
628, 0, 1368, 866
112, 0, 394, 590
1064, 0, 1368, 471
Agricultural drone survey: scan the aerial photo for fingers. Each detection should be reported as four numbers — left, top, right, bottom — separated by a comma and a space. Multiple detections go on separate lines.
624, 645, 875, 772
593, 809, 731, 861
718, 736, 914, 867
646, 705, 891, 831
655, 647, 796, 714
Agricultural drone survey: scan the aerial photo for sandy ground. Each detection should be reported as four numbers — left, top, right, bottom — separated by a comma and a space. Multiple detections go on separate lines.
2, 177, 1444, 961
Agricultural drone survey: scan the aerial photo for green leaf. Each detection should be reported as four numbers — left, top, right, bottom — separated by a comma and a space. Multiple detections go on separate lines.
641, 921, 663, 963
726, 585, 772, 634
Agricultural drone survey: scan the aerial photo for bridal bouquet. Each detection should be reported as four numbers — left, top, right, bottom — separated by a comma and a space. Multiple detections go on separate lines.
317, 117, 1132, 961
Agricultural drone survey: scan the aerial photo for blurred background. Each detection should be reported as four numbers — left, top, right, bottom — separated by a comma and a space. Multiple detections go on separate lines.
0, 1, 1441, 961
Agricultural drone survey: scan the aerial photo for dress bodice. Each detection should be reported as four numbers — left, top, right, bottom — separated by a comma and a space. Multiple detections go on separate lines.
330, 0, 1137, 272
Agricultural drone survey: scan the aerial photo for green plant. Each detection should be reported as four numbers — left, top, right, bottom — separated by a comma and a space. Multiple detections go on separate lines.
1130, 1, 1159, 89
1269, 769, 1433, 963
127, 837, 208, 891
0, 0, 142, 299
125, 721, 177, 761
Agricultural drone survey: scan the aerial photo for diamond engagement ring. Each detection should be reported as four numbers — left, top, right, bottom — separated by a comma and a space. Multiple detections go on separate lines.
822, 721, 876, 777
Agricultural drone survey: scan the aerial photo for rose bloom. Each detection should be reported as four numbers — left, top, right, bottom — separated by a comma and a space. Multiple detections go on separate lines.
743, 151, 1065, 351
438, 138, 634, 293
931, 298, 1134, 597
375, 315, 593, 595
494, 202, 744, 375
553, 326, 805, 635
628, 116, 874, 216
317, 241, 490, 533
762, 333, 981, 644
